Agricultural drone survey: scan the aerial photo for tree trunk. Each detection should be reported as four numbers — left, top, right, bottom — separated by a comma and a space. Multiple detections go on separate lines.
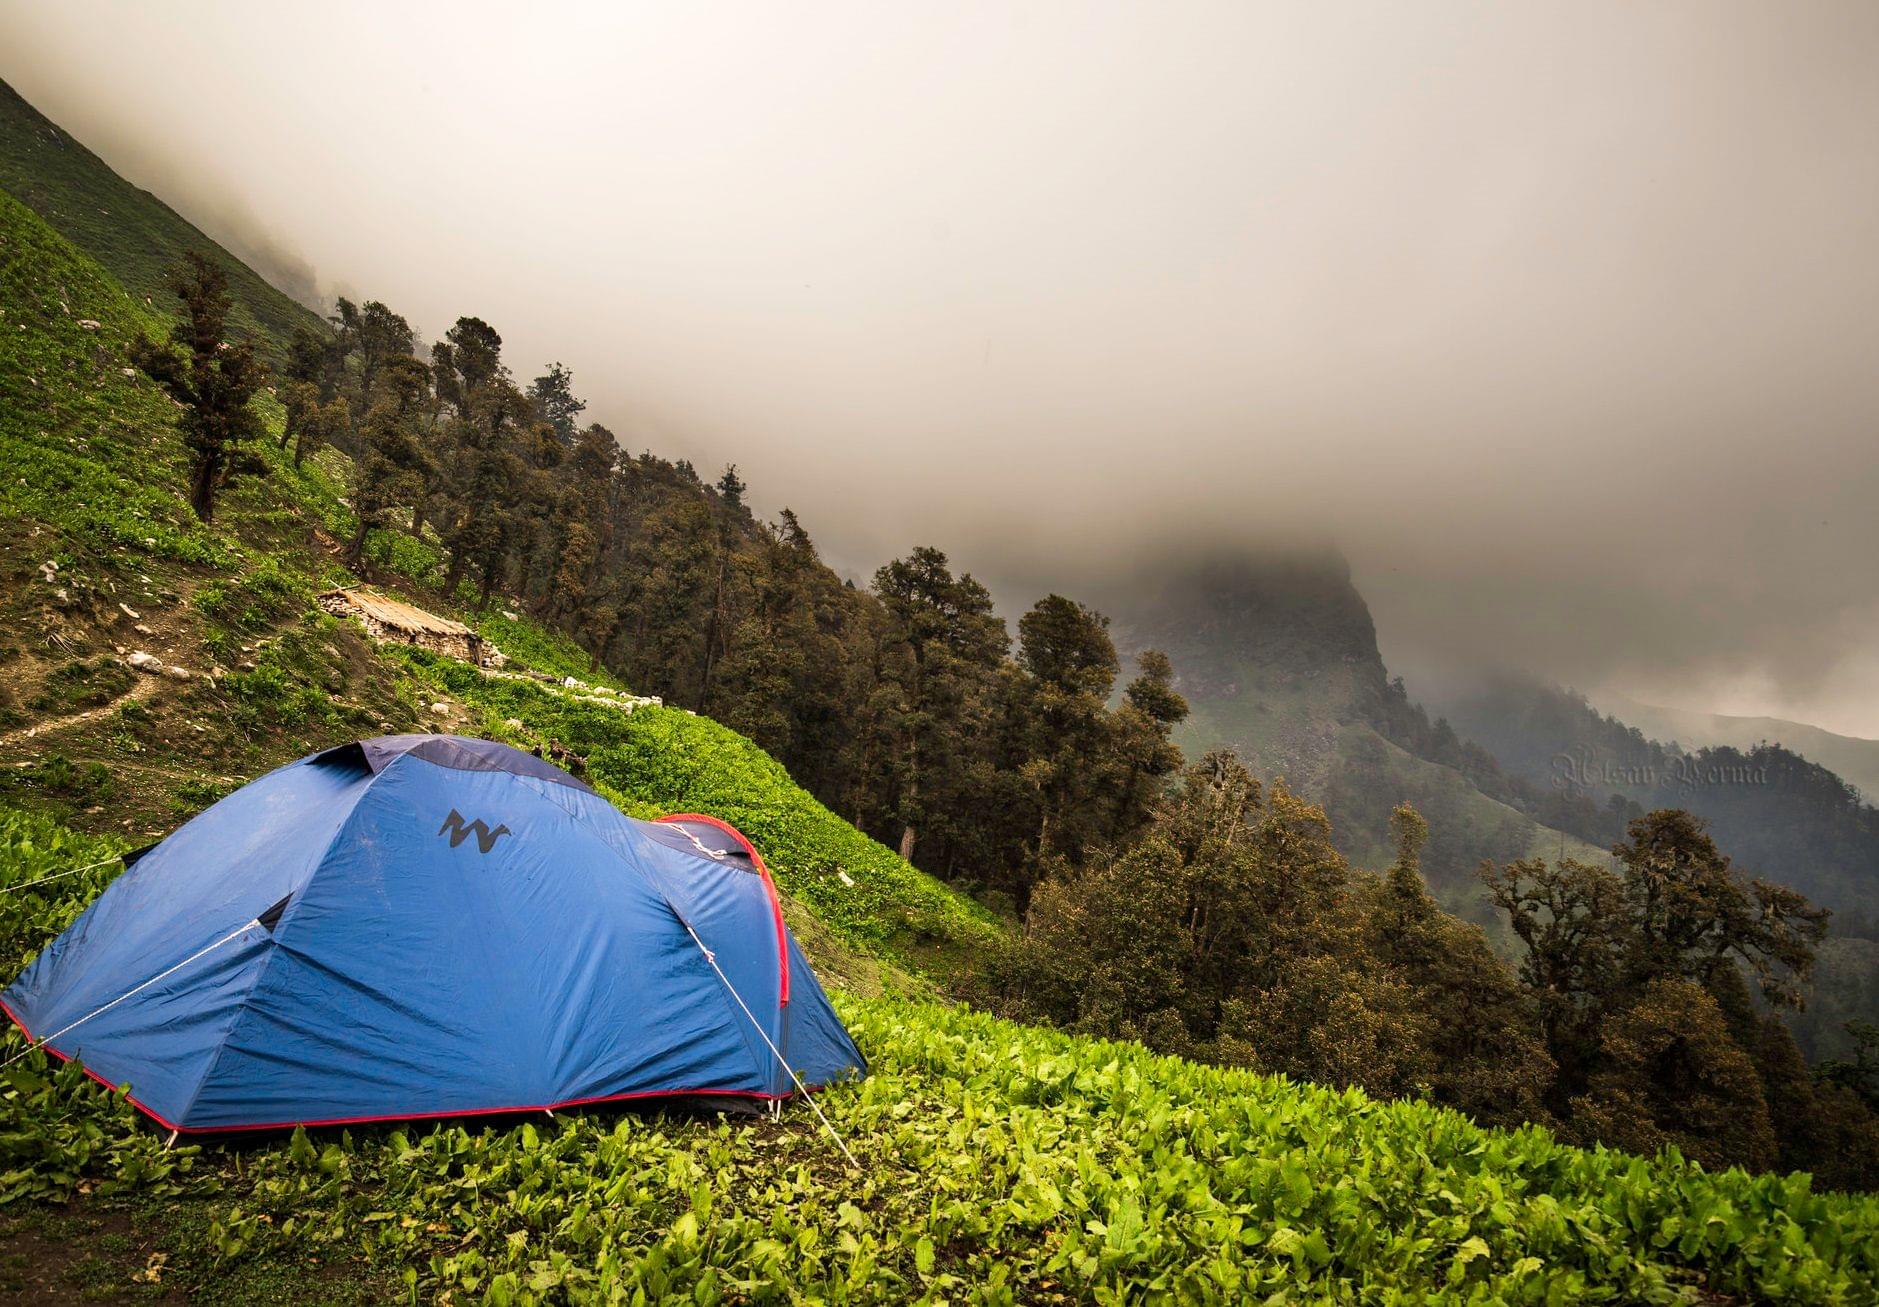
477, 559, 498, 611
699, 536, 731, 708
345, 513, 370, 572
897, 647, 924, 868
190, 454, 218, 522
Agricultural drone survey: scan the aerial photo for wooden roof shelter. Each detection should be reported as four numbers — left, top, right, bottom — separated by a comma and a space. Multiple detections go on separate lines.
319, 588, 503, 667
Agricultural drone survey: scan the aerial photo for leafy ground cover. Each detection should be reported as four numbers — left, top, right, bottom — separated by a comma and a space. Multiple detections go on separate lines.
3, 922, 1878, 1302
4, 812, 1877, 1303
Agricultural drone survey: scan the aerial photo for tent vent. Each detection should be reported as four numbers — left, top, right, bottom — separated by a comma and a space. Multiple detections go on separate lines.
309, 741, 373, 774
257, 893, 292, 934
120, 841, 162, 869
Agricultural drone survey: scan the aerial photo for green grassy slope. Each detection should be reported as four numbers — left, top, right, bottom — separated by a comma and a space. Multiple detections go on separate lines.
0, 185, 427, 835
1122, 556, 1596, 898
401, 656, 1003, 975
1323, 723, 1609, 921
1175, 665, 1601, 914
2, 805, 1876, 1302
0, 78, 327, 368
1169, 651, 1370, 794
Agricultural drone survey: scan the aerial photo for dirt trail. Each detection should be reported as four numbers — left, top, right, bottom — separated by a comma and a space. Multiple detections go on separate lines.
0, 674, 163, 751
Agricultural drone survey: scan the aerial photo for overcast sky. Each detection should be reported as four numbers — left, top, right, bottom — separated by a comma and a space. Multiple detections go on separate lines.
5, 2, 1877, 733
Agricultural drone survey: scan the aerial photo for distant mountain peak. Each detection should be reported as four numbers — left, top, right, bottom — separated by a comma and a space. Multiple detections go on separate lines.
1101, 544, 1383, 695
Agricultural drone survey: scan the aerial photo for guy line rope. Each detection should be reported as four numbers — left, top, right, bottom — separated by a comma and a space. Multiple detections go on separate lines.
679, 916, 860, 1171
0, 916, 263, 1072
665, 824, 860, 1155
0, 853, 125, 895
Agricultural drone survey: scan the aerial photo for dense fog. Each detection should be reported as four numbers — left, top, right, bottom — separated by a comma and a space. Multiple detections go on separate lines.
5, 0, 1876, 730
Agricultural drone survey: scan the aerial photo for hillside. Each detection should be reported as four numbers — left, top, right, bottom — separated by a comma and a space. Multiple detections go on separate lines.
1593, 689, 1879, 807
1100, 552, 1607, 909
1421, 673, 1879, 1058
4, 95, 1878, 1304
2, 78, 1197, 923
0, 78, 326, 370
0, 184, 992, 983
3, 813, 1874, 1303
1107, 549, 1385, 787
1431, 674, 1879, 935
1101, 549, 1878, 959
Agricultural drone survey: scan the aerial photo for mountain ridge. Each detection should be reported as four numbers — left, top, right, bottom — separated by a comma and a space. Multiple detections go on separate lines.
1427, 672, 1879, 937
0, 77, 326, 369
1097, 549, 1612, 910
1590, 688, 1879, 804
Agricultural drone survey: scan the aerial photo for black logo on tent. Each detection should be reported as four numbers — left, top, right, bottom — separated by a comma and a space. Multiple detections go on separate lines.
438, 809, 511, 854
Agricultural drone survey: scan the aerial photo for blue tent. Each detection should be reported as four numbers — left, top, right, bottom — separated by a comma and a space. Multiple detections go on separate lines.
0, 735, 865, 1132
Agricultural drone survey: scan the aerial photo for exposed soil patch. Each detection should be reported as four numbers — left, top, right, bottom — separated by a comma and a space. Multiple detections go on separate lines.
0, 674, 164, 750
0, 1204, 185, 1305
0, 1195, 395, 1306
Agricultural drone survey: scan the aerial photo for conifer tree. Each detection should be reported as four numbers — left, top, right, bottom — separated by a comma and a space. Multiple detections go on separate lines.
1015, 595, 1122, 891
345, 355, 431, 570
433, 318, 526, 604
527, 362, 586, 445
278, 326, 343, 449
279, 382, 348, 470
329, 298, 415, 437
699, 466, 750, 707
873, 548, 1008, 863
129, 251, 268, 522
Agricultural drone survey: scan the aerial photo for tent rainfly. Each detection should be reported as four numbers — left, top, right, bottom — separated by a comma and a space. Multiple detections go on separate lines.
0, 734, 866, 1132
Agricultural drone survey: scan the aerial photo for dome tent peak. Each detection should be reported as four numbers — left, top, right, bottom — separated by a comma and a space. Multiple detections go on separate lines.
311, 732, 596, 793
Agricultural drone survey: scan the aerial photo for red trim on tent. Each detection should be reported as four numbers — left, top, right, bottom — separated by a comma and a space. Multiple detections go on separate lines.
0, 996, 821, 1135
656, 813, 791, 1007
